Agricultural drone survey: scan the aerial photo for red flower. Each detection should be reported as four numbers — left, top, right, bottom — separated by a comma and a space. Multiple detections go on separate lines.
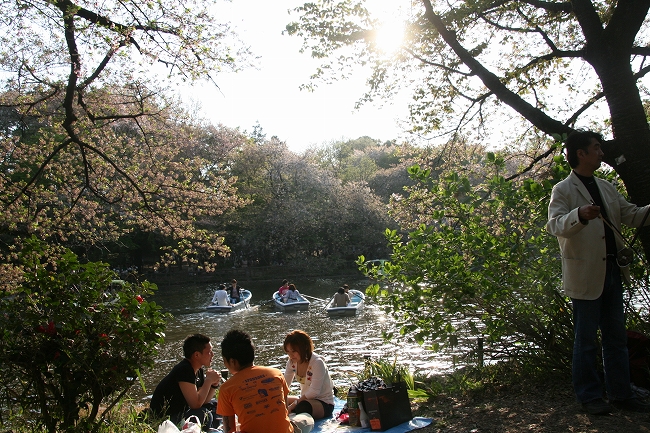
46, 321, 56, 336
135, 295, 144, 304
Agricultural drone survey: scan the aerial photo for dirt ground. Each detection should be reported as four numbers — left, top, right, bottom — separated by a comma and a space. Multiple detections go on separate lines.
409, 376, 650, 433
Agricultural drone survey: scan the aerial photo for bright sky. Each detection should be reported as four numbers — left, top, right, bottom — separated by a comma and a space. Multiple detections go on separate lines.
183, 0, 412, 153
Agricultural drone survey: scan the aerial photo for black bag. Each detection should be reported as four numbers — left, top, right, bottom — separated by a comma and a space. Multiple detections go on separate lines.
362, 382, 412, 431
628, 330, 650, 389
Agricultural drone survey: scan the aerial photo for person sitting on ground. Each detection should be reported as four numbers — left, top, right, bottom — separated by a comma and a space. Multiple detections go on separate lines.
150, 333, 221, 431
283, 330, 335, 420
278, 279, 290, 299
229, 279, 241, 304
217, 329, 314, 433
333, 287, 351, 308
210, 284, 231, 306
285, 284, 300, 303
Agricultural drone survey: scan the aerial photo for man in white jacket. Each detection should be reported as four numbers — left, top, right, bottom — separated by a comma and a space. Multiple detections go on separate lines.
547, 130, 650, 415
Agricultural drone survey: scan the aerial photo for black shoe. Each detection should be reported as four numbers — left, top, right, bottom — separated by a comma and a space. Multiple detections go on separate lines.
581, 398, 613, 415
611, 397, 650, 412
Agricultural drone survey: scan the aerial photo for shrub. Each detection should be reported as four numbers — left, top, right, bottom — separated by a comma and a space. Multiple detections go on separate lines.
0, 237, 169, 432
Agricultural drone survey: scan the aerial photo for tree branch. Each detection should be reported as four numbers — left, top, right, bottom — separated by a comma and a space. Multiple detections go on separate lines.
420, 0, 572, 137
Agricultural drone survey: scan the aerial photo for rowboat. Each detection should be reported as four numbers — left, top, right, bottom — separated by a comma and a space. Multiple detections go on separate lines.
206, 289, 252, 313
272, 291, 310, 312
326, 289, 365, 316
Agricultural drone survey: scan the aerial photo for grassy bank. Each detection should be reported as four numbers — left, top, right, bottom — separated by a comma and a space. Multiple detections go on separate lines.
16, 363, 647, 432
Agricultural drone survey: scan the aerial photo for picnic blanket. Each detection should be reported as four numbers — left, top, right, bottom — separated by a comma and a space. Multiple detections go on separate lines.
312, 397, 433, 433
208, 397, 433, 433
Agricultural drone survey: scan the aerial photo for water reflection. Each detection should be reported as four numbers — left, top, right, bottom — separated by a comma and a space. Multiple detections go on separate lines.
136, 277, 448, 402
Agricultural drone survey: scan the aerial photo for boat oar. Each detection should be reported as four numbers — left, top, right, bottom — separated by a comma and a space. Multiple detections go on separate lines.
258, 299, 275, 306
301, 294, 329, 303
322, 294, 335, 311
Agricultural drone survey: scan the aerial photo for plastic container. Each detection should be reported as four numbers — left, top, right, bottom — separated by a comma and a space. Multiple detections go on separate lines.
347, 385, 361, 427
359, 400, 369, 428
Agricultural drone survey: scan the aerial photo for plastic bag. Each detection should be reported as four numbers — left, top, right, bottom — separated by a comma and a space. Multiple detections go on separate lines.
157, 415, 201, 433
181, 415, 202, 433
157, 420, 181, 433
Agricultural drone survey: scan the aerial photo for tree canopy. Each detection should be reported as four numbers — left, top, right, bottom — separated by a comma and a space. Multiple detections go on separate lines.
0, 0, 253, 269
287, 0, 650, 254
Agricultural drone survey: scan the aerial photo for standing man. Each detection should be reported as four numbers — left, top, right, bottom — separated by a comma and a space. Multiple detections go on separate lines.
217, 329, 314, 433
547, 130, 650, 415
150, 334, 222, 429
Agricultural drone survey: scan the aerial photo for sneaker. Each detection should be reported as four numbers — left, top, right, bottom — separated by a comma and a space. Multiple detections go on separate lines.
581, 398, 613, 415
611, 397, 650, 412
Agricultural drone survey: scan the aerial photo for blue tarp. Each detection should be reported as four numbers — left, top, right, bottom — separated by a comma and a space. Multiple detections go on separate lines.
312, 397, 433, 433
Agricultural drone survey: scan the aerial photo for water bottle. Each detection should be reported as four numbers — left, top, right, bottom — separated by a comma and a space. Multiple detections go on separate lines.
359, 400, 369, 428
347, 385, 360, 427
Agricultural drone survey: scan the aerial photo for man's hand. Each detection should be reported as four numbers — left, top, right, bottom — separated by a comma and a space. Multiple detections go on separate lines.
206, 369, 221, 387
579, 204, 600, 221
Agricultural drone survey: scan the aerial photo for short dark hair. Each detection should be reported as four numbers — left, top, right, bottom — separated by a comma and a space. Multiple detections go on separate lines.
565, 130, 603, 168
337, 287, 345, 294
221, 329, 255, 365
282, 279, 288, 285
284, 330, 314, 363
183, 333, 210, 359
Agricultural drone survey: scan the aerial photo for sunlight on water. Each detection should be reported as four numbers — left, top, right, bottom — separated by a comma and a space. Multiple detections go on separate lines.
135, 278, 452, 402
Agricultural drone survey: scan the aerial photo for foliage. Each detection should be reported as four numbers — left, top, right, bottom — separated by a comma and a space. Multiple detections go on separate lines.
0, 0, 253, 269
0, 237, 170, 432
287, 0, 650, 257
224, 136, 396, 265
307, 137, 418, 202
358, 145, 576, 371
360, 356, 414, 391
0, 86, 248, 271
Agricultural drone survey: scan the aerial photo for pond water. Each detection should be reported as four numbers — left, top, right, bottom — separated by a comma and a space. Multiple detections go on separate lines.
136, 276, 452, 403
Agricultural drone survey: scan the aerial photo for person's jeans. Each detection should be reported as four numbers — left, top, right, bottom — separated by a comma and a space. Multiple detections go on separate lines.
571, 261, 632, 403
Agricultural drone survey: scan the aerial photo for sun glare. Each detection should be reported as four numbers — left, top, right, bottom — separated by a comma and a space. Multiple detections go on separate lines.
373, 20, 405, 55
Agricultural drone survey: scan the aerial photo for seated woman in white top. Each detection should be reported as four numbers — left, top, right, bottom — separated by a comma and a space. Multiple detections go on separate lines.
283, 330, 335, 420
285, 284, 300, 303
211, 284, 230, 306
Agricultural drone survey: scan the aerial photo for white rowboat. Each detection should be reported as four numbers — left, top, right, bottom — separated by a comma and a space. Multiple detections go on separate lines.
326, 289, 365, 316
272, 291, 310, 312
206, 289, 252, 313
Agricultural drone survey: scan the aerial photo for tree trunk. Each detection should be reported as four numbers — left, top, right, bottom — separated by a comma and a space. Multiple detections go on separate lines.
587, 39, 650, 260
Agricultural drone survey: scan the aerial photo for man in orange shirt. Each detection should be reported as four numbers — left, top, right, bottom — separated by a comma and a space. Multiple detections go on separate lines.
217, 330, 314, 433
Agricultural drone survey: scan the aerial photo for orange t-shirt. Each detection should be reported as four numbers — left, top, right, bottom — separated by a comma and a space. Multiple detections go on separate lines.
217, 365, 293, 433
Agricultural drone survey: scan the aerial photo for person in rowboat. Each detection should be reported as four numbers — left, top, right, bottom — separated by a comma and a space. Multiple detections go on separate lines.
228, 279, 242, 304
210, 284, 231, 306
285, 284, 300, 303
278, 279, 290, 301
332, 287, 350, 307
